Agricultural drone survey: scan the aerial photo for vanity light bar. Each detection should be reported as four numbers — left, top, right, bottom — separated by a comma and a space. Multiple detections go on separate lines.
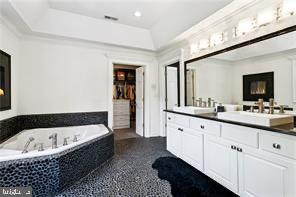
190, 1, 296, 56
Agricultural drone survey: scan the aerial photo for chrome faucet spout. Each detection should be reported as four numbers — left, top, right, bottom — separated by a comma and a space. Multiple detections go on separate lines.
255, 98, 265, 113
49, 133, 58, 149
22, 137, 35, 153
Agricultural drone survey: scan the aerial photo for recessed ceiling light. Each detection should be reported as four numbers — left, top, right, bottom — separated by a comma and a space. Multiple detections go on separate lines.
134, 11, 142, 17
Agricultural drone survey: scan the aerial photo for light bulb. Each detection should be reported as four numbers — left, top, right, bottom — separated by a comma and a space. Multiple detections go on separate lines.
190, 43, 198, 54
237, 18, 255, 36
199, 39, 209, 50
257, 8, 275, 26
210, 32, 223, 47
282, 0, 296, 17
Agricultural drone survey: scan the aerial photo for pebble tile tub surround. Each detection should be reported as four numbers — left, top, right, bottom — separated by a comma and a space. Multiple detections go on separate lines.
0, 130, 114, 197
0, 111, 108, 143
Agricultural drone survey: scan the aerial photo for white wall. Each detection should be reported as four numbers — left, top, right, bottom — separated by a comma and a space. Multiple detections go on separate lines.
187, 58, 233, 104
232, 53, 294, 106
0, 21, 160, 136
0, 23, 19, 120
17, 37, 160, 136
19, 38, 109, 114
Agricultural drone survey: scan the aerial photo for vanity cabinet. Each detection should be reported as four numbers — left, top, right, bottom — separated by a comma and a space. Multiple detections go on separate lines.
204, 135, 238, 194
166, 113, 204, 171
167, 124, 182, 157
238, 145, 296, 197
166, 112, 296, 197
181, 127, 204, 171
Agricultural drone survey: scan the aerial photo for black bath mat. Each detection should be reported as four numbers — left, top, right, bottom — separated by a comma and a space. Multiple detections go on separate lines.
152, 157, 238, 197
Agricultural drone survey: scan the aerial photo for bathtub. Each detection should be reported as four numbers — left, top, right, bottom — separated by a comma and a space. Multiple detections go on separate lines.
0, 124, 109, 162
0, 124, 114, 197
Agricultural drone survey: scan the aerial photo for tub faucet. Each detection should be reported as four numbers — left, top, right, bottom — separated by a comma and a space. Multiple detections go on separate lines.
22, 137, 35, 154
49, 133, 58, 149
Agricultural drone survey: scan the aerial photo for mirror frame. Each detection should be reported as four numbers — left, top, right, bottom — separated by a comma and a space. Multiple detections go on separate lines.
184, 25, 296, 106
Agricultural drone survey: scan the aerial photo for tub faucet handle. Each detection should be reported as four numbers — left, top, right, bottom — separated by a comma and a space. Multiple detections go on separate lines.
22, 137, 35, 154
34, 143, 44, 152
73, 134, 80, 142
63, 137, 70, 146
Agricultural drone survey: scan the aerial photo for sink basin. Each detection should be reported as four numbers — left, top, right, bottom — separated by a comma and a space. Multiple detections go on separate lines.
173, 106, 215, 115
217, 111, 294, 126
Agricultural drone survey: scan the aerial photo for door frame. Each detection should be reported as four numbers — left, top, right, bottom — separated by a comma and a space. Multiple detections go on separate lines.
159, 55, 181, 137
165, 62, 180, 110
107, 56, 149, 137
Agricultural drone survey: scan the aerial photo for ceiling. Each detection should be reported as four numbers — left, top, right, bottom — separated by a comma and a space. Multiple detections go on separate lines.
2, 0, 235, 50
48, 0, 233, 30
48, 0, 173, 29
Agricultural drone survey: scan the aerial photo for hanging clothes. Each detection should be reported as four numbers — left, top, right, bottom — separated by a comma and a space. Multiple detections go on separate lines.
113, 85, 117, 99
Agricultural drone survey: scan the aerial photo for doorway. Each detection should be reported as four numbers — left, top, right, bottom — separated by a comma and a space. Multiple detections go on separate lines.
165, 62, 180, 110
113, 64, 145, 140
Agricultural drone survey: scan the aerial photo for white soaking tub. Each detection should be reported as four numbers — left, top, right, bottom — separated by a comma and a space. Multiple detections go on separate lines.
0, 124, 109, 162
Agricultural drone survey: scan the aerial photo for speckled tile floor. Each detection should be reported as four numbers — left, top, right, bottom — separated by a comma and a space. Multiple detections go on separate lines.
56, 137, 173, 197
114, 121, 141, 141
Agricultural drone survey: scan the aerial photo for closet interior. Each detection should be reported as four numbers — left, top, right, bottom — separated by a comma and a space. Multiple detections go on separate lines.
113, 65, 137, 131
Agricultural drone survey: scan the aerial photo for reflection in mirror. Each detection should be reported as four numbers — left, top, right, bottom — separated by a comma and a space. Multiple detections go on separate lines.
186, 30, 296, 114
165, 62, 180, 110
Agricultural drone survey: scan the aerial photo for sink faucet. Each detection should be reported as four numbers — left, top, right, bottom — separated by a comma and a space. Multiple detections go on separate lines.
196, 98, 202, 107
255, 98, 265, 113
208, 98, 214, 107
49, 133, 58, 149
268, 98, 276, 114
22, 137, 35, 153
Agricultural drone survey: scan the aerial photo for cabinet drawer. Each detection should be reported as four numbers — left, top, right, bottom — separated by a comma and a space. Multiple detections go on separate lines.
190, 118, 221, 136
174, 114, 190, 128
114, 109, 129, 116
114, 115, 129, 122
167, 113, 175, 124
260, 133, 296, 159
221, 124, 259, 148
114, 105, 129, 111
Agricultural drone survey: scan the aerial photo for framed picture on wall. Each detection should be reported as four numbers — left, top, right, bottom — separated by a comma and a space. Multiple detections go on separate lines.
0, 50, 11, 111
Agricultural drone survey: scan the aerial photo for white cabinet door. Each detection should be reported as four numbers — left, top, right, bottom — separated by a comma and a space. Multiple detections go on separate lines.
181, 128, 204, 172
167, 125, 182, 157
204, 136, 239, 194
238, 146, 296, 197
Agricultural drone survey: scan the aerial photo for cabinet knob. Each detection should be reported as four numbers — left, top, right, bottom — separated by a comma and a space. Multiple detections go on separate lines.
200, 125, 205, 129
231, 145, 237, 150
237, 147, 243, 152
168, 117, 171, 120
273, 143, 281, 149
178, 128, 183, 132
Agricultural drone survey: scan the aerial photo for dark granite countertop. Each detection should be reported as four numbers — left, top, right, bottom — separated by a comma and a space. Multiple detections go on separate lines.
164, 110, 296, 137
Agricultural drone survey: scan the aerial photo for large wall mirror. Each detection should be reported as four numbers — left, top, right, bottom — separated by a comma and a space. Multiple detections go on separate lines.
185, 27, 296, 112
